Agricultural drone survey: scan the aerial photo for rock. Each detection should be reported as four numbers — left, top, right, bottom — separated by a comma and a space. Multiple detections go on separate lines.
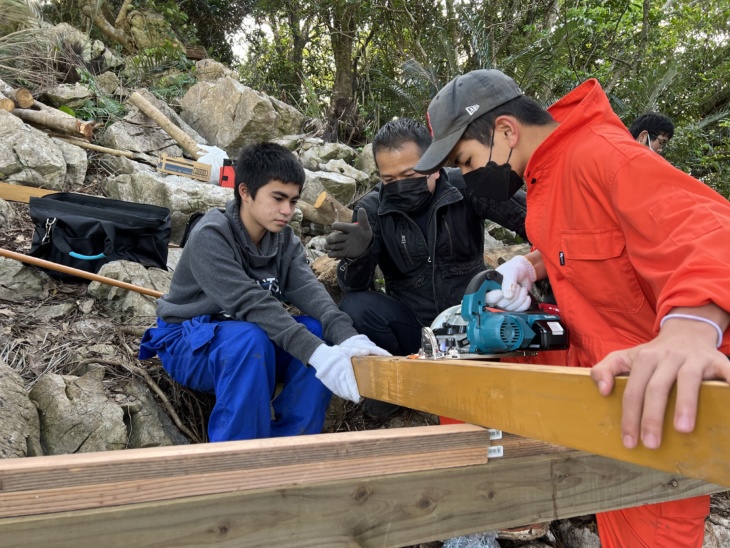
87, 261, 171, 324
302, 169, 357, 207
29, 368, 128, 454
47, 23, 124, 72
195, 59, 238, 82
30, 302, 75, 322
271, 134, 307, 151
44, 83, 92, 109
0, 363, 42, 458
96, 154, 156, 177
51, 137, 88, 187
705, 515, 730, 547
102, 171, 231, 244
102, 119, 182, 163
95, 71, 122, 96
127, 10, 184, 51
557, 519, 600, 548
298, 139, 356, 170
180, 78, 305, 158
123, 382, 189, 447
355, 143, 379, 184
318, 159, 370, 187
0, 110, 67, 189
0, 257, 50, 303
0, 198, 21, 227
483, 243, 531, 270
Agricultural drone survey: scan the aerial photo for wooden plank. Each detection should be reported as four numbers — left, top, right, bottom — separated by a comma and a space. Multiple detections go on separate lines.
0, 425, 489, 518
353, 356, 730, 488
0, 182, 56, 203
0, 442, 720, 547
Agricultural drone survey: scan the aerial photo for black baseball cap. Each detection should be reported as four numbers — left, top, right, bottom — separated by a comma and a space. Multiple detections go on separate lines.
415, 69, 524, 173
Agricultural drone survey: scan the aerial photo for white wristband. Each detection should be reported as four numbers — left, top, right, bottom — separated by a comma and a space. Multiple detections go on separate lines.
660, 313, 724, 348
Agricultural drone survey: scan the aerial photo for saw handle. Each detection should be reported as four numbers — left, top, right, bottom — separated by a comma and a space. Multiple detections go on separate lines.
464, 269, 503, 296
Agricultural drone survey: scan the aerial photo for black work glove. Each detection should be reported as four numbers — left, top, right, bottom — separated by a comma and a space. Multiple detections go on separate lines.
324, 208, 373, 259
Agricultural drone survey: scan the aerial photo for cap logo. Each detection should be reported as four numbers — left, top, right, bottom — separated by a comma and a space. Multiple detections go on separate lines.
465, 104, 480, 116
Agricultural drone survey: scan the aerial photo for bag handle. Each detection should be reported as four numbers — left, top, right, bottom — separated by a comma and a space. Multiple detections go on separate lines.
46, 218, 117, 261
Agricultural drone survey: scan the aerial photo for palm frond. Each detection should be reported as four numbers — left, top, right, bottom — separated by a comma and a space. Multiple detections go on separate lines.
0, 0, 43, 33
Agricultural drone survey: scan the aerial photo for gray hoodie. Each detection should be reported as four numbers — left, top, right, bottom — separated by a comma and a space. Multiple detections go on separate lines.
157, 200, 358, 364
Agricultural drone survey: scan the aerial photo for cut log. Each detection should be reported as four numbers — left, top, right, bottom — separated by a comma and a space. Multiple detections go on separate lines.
33, 100, 78, 120
299, 191, 354, 226
296, 200, 319, 223
128, 92, 203, 159
298, 199, 337, 226
0, 81, 34, 109
0, 92, 14, 112
11, 108, 93, 139
314, 191, 353, 224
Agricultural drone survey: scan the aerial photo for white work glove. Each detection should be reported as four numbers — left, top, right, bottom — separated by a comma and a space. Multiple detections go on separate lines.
338, 334, 392, 358
308, 344, 361, 403
485, 255, 536, 312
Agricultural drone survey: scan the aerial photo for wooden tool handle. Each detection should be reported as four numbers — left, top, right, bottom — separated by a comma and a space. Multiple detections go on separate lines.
0, 247, 163, 298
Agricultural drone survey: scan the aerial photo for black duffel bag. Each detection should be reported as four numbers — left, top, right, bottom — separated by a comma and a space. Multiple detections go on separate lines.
28, 192, 171, 281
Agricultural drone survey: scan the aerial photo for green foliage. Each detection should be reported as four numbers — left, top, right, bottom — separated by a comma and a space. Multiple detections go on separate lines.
123, 40, 196, 101
73, 68, 126, 125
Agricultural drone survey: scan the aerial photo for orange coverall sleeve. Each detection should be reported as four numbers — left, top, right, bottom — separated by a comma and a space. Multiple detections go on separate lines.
610, 155, 730, 353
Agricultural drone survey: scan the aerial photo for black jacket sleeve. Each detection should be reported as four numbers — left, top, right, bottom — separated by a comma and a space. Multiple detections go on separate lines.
336, 190, 381, 292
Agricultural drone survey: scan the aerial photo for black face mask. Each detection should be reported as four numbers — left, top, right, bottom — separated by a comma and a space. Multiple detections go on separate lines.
380, 176, 433, 213
463, 146, 523, 202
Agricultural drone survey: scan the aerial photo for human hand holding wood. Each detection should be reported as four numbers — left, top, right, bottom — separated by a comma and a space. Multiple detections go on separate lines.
591, 306, 730, 450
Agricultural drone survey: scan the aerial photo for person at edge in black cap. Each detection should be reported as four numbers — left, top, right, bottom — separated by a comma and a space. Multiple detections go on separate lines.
323, 118, 529, 419
413, 68, 730, 548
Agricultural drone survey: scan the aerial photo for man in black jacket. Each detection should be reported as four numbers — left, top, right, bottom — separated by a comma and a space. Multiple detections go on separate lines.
324, 118, 527, 417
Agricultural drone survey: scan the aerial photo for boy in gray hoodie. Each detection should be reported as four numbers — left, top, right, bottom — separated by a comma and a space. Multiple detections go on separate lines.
140, 142, 389, 441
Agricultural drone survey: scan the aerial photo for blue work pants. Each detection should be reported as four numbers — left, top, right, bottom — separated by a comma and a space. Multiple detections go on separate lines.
139, 315, 331, 441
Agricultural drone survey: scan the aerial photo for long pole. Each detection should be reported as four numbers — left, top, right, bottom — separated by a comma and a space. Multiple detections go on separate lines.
0, 248, 163, 298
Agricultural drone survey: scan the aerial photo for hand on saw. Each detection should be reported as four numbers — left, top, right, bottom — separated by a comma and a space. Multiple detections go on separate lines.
485, 255, 537, 312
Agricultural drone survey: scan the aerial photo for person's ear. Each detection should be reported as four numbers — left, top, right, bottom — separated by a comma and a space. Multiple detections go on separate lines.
637, 130, 650, 146
239, 184, 250, 202
494, 115, 519, 148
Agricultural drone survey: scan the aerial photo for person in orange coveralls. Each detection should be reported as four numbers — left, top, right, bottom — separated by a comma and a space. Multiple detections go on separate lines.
413, 68, 730, 548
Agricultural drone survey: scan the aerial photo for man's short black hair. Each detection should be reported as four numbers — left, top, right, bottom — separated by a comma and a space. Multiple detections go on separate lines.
462, 95, 554, 145
629, 112, 675, 140
234, 142, 305, 206
372, 118, 432, 167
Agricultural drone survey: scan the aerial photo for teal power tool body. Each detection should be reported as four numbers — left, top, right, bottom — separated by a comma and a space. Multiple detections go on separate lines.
420, 269, 568, 359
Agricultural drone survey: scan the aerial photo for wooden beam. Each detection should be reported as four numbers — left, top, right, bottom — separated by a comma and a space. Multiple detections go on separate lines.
353, 356, 730, 488
0, 425, 489, 518
0, 182, 56, 203
0, 433, 720, 547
